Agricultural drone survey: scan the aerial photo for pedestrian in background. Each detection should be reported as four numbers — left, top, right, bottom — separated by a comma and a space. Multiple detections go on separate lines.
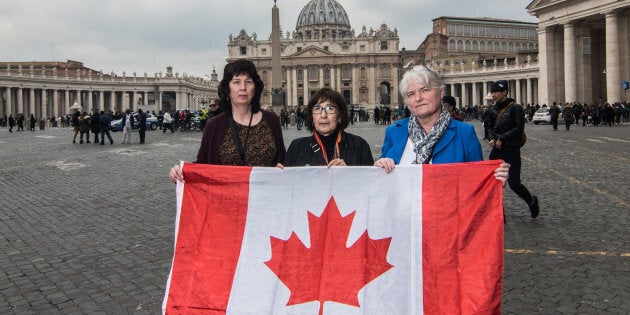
162, 111, 174, 133
137, 109, 147, 144
120, 109, 134, 144
78, 112, 91, 144
99, 111, 114, 145
71, 110, 80, 142
29, 114, 37, 131
90, 111, 100, 144
8, 114, 15, 132
486, 80, 539, 218
562, 104, 574, 130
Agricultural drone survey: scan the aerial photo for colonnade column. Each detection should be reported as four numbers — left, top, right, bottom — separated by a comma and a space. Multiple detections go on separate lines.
29, 89, 35, 116
6, 88, 12, 116
53, 90, 58, 117
471, 82, 478, 107
537, 27, 551, 105
462, 83, 469, 108
17, 88, 24, 114
99, 91, 105, 112
605, 11, 621, 103
515, 79, 522, 104
351, 67, 358, 104
42, 89, 48, 119
564, 22, 577, 103
527, 78, 534, 105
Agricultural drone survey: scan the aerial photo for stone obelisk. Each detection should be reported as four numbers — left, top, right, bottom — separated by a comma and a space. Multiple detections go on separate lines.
271, 0, 284, 109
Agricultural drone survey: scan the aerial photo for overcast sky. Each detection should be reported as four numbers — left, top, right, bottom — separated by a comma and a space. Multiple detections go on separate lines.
0, 0, 537, 79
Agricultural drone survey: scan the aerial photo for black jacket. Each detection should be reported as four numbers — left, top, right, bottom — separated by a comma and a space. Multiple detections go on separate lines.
284, 131, 374, 166
485, 98, 525, 149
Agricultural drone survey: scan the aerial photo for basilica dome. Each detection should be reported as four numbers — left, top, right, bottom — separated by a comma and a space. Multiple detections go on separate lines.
295, 0, 352, 39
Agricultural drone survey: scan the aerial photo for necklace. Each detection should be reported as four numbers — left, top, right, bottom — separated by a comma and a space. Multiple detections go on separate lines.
229, 111, 254, 164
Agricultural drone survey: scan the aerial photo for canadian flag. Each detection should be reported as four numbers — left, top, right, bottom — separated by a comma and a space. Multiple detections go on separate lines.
163, 161, 504, 315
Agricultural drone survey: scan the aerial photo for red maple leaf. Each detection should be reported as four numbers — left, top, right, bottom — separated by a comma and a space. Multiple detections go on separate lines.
264, 196, 393, 315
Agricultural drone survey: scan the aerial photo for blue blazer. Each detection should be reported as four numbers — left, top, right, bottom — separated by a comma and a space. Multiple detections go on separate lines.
380, 118, 483, 164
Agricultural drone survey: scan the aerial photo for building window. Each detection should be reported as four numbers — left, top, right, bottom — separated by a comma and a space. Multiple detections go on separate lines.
465, 40, 471, 51
508, 42, 514, 52
360, 44, 365, 51
480, 41, 486, 52
324, 46, 329, 51
309, 67, 318, 81
457, 40, 463, 52
501, 42, 507, 52
342, 66, 351, 80
324, 68, 330, 80
472, 41, 478, 51
449, 40, 455, 51
240, 46, 247, 55
445, 60, 450, 66
380, 41, 388, 50
297, 69, 303, 81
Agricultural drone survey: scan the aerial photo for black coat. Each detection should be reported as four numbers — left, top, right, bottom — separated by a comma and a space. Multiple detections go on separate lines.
284, 131, 374, 167
485, 98, 525, 149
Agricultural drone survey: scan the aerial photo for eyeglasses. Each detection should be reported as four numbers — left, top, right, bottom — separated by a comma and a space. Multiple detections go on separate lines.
406, 87, 439, 98
312, 104, 338, 114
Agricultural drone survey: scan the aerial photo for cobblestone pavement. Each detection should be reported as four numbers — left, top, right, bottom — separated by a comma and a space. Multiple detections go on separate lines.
0, 120, 629, 314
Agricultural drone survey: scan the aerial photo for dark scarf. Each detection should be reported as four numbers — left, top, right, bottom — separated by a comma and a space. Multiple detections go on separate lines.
408, 108, 451, 164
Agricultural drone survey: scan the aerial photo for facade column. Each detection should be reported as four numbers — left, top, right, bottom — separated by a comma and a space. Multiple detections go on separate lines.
605, 11, 621, 103
319, 67, 324, 89
285, 67, 292, 107
303, 67, 308, 104
292, 67, 298, 107
564, 23, 577, 103
351, 67, 358, 104
449, 84, 455, 97
64, 90, 70, 115
336, 67, 342, 94
368, 64, 375, 105
330, 66, 336, 91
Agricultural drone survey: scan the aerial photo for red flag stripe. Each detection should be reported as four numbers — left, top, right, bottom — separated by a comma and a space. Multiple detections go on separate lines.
165, 164, 252, 314
422, 160, 503, 314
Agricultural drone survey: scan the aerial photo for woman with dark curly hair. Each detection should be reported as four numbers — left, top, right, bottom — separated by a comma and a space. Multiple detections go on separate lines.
281, 87, 373, 167
169, 59, 285, 182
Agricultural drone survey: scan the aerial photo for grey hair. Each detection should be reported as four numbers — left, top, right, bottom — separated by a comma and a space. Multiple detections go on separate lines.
399, 65, 444, 97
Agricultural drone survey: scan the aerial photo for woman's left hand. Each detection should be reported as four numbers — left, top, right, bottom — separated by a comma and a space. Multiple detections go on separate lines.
494, 162, 510, 186
327, 158, 346, 167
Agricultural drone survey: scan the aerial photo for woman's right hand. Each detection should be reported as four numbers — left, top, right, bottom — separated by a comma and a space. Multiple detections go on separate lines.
169, 165, 184, 183
374, 158, 396, 174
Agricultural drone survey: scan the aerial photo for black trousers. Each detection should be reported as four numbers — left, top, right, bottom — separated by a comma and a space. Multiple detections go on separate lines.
489, 147, 533, 206
138, 128, 146, 143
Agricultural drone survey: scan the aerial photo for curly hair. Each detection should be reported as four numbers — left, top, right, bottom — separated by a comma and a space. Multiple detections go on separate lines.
304, 87, 349, 132
217, 59, 264, 114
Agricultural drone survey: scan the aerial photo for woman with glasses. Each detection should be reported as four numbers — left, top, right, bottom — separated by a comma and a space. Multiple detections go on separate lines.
281, 87, 374, 167
374, 66, 508, 185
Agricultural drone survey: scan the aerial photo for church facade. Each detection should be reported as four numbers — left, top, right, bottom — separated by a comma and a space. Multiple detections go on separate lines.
227, 0, 401, 108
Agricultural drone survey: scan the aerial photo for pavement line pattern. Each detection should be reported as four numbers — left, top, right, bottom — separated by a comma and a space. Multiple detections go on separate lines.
523, 155, 630, 208
506, 248, 630, 257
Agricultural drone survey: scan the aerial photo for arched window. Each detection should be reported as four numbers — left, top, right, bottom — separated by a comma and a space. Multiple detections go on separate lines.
449, 40, 456, 51
501, 42, 507, 52
508, 42, 514, 52
472, 41, 478, 51
457, 40, 463, 52
487, 42, 493, 52
465, 40, 471, 51
479, 41, 485, 52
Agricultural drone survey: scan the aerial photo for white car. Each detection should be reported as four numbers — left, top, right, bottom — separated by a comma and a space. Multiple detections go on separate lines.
532, 107, 563, 124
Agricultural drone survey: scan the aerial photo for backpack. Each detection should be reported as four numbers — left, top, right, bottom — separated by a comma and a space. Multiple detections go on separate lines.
495, 102, 526, 147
